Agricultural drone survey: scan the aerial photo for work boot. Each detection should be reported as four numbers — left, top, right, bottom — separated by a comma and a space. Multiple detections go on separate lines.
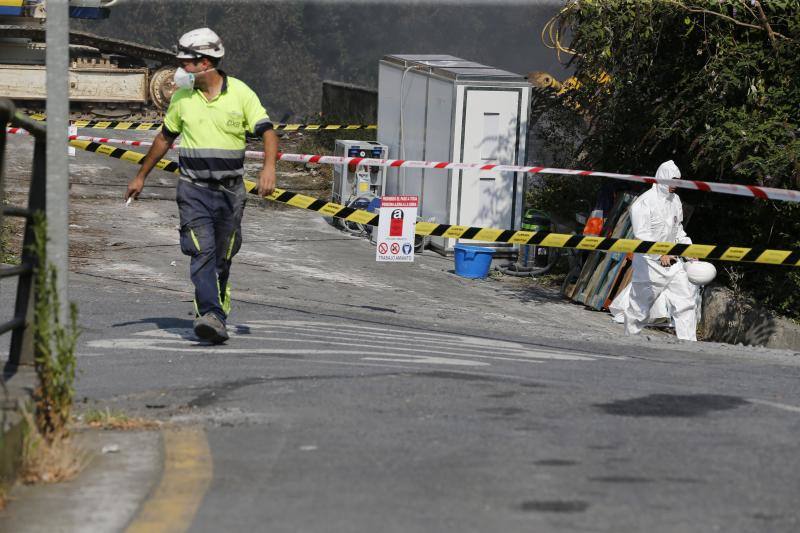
193, 313, 229, 344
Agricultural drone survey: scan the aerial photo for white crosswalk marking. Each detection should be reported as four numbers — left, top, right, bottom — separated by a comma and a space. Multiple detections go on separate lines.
85, 319, 611, 367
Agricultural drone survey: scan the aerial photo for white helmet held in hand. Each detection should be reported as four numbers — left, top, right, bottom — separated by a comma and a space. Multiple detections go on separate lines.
685, 261, 716, 285
176, 28, 225, 59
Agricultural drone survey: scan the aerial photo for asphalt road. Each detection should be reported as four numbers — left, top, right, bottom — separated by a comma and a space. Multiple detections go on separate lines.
71, 274, 800, 533
2, 130, 799, 532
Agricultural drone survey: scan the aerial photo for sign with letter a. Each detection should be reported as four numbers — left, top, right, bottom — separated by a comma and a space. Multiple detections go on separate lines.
376, 196, 418, 263
389, 209, 404, 237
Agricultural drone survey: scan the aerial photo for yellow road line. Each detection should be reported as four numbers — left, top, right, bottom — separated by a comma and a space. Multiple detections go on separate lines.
126, 427, 213, 533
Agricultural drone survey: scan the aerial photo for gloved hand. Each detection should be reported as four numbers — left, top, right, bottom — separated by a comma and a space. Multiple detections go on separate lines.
659, 255, 676, 267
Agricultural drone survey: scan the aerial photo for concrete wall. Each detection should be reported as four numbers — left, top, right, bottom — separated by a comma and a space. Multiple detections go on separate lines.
321, 80, 377, 124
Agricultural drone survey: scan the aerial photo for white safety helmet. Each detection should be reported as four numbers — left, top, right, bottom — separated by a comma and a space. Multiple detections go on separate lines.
176, 28, 225, 59
685, 261, 717, 285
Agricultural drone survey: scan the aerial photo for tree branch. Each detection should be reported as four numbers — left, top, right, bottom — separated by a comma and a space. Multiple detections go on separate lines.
752, 0, 778, 48
662, 0, 792, 41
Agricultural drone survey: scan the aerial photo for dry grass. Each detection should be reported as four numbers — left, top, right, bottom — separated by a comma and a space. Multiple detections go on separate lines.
79, 407, 161, 431
19, 411, 89, 485
14, 406, 160, 488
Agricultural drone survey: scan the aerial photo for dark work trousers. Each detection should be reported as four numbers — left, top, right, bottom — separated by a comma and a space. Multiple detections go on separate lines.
176, 178, 246, 322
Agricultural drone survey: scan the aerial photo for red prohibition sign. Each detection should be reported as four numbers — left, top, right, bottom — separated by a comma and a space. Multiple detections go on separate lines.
378, 242, 388, 254
390, 243, 400, 254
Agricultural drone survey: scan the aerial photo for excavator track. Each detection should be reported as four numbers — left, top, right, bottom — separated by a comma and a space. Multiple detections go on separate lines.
1, 25, 176, 120
0, 24, 175, 64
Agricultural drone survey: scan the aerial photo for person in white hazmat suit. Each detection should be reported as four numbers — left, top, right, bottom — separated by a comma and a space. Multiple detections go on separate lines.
623, 160, 699, 341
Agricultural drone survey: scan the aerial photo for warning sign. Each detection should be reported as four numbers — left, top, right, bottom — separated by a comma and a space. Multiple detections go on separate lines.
376, 195, 418, 262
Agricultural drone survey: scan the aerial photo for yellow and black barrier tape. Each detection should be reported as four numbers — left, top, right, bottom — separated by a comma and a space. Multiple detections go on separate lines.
25, 116, 164, 131
261, 188, 800, 267
69, 138, 800, 268
69, 138, 179, 173
72, 120, 163, 131
31, 115, 376, 132
273, 124, 376, 131
242, 180, 380, 227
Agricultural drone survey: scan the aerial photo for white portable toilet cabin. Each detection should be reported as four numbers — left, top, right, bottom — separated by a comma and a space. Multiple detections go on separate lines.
377, 54, 531, 254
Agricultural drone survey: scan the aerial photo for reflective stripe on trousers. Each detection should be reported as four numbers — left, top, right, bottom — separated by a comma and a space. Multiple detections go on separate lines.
176, 178, 245, 321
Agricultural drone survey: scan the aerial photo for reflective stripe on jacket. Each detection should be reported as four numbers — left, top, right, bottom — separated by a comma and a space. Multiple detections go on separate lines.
163, 72, 272, 181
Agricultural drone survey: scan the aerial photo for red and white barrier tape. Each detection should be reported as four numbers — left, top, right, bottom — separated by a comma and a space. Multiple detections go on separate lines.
7, 128, 177, 149
6, 127, 263, 158
6, 126, 800, 203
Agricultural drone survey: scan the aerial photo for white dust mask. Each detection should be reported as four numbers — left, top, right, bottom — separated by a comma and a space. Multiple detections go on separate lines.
173, 67, 195, 90
173, 66, 215, 90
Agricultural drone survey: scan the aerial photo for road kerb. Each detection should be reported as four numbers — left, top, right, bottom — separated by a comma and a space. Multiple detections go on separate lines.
126, 427, 212, 533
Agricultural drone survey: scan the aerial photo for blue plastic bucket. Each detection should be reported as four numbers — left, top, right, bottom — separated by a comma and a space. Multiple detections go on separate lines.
454, 244, 496, 279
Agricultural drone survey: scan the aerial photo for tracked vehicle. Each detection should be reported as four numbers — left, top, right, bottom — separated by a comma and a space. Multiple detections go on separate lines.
0, 0, 176, 120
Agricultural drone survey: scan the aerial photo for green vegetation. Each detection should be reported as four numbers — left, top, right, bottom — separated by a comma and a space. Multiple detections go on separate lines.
533, 0, 800, 319
30, 213, 80, 439
0, 196, 21, 265
82, 407, 130, 427
80, 406, 160, 430
15, 214, 85, 485
0, 223, 17, 265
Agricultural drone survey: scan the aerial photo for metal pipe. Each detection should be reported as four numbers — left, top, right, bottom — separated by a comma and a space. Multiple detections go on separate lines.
0, 101, 6, 248
0, 264, 33, 279
1, 102, 46, 139
0, 317, 26, 338
0, 206, 32, 218
46, 0, 70, 322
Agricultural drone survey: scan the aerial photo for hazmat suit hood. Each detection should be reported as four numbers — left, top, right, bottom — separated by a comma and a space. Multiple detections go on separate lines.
654, 160, 681, 199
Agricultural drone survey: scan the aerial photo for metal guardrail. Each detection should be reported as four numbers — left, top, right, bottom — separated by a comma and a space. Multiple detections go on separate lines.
1, 98, 47, 368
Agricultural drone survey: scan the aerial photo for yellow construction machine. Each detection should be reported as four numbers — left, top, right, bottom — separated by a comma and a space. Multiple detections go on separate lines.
0, 0, 176, 120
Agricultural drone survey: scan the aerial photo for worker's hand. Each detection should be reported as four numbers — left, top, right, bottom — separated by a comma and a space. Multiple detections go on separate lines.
258, 166, 276, 197
125, 174, 145, 201
659, 255, 675, 267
